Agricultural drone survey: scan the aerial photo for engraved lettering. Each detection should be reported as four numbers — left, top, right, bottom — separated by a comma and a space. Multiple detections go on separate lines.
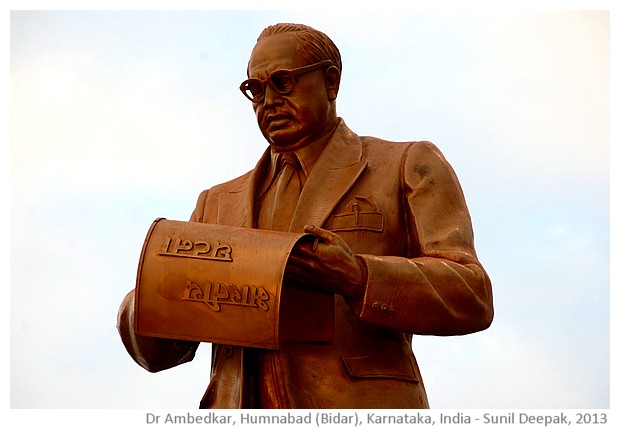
254, 287, 270, 311
159, 237, 233, 262
205, 282, 229, 311
184, 281, 204, 301
193, 241, 211, 257
162, 237, 172, 253
182, 280, 270, 312
214, 243, 232, 260
173, 238, 193, 253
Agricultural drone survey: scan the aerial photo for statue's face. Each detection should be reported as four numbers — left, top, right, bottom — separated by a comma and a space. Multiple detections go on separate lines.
247, 33, 335, 151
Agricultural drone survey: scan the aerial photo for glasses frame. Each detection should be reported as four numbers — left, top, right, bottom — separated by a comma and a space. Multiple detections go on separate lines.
239, 60, 334, 103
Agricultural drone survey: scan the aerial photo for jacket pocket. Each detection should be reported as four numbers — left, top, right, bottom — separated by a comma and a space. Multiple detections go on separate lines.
328, 196, 384, 232
341, 354, 419, 383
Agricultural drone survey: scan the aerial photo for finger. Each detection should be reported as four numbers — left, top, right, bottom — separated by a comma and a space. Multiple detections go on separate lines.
284, 267, 307, 284
304, 224, 338, 244
287, 251, 319, 271
290, 241, 319, 260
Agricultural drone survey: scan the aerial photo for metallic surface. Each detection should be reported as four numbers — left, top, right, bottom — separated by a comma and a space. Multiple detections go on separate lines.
135, 218, 334, 349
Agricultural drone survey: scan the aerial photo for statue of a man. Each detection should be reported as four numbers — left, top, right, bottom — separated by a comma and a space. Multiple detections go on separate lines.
117, 22, 493, 408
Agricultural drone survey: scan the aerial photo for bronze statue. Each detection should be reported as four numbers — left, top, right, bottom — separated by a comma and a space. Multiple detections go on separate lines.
117, 22, 493, 409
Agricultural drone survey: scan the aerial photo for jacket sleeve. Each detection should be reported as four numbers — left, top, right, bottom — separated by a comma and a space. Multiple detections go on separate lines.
115, 191, 211, 372
354, 141, 493, 336
189, 189, 210, 223
117, 290, 198, 372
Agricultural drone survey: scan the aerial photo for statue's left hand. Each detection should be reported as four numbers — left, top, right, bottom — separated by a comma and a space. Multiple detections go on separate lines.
285, 225, 366, 299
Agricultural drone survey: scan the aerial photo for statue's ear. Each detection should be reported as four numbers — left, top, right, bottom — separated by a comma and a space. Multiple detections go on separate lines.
325, 66, 341, 101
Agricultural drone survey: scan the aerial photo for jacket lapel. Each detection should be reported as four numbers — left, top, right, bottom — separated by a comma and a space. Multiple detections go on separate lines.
216, 122, 367, 232
216, 147, 271, 228
290, 122, 367, 232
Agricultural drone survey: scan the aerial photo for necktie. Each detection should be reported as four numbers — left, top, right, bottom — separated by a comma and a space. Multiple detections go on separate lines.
268, 152, 304, 231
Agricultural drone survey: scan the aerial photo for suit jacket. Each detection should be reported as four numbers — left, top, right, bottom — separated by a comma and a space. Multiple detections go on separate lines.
117, 120, 493, 408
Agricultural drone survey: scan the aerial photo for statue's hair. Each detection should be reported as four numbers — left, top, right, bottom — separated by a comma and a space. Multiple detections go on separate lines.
257, 23, 342, 73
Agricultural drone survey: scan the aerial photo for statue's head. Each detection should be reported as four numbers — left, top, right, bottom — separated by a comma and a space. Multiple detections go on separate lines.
240, 23, 342, 151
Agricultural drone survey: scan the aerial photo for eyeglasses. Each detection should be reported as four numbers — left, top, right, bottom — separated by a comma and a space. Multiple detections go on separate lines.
239, 60, 333, 103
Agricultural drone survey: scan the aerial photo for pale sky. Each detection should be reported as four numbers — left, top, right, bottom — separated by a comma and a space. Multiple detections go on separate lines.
7, 4, 613, 416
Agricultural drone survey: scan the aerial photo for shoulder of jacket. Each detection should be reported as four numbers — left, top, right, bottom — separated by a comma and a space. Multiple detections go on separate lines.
191, 170, 253, 222
202, 169, 253, 195
359, 136, 441, 160
360, 135, 436, 149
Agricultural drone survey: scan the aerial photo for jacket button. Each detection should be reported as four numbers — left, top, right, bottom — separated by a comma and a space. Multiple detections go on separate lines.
371, 301, 395, 314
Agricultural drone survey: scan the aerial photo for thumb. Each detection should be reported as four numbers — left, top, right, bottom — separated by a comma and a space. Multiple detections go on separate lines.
303, 224, 346, 247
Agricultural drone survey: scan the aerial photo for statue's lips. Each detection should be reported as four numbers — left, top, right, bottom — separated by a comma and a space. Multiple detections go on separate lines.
266, 114, 292, 129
